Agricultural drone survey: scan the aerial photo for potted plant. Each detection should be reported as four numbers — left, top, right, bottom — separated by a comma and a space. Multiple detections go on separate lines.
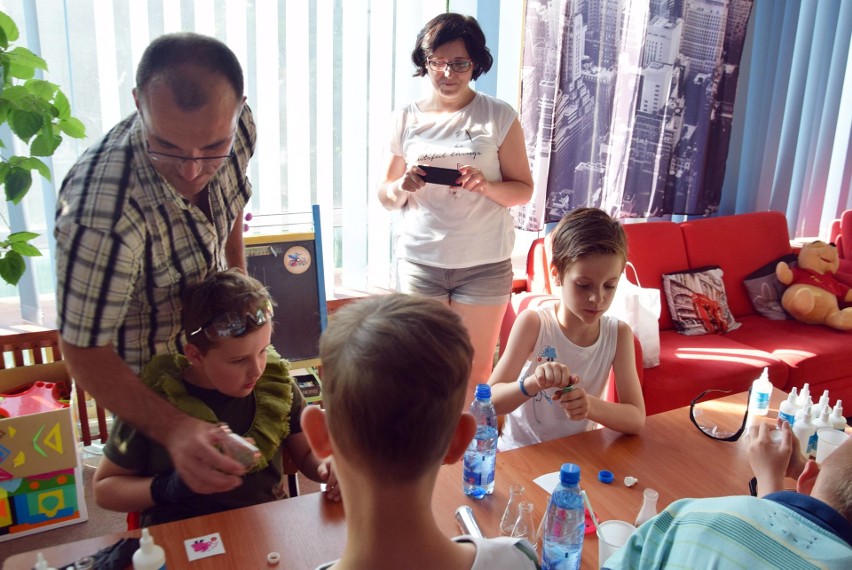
0, 10, 85, 286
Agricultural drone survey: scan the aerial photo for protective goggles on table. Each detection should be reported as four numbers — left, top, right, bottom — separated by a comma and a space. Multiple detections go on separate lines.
689, 386, 751, 442
188, 300, 274, 341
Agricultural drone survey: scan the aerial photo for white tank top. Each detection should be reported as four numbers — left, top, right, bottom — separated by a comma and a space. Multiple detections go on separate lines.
499, 306, 619, 451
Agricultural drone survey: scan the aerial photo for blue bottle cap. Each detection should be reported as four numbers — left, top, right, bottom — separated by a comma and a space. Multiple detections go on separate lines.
559, 463, 581, 485
475, 384, 491, 400
598, 470, 614, 484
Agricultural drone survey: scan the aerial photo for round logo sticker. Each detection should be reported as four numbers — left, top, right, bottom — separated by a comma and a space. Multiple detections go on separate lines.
284, 246, 311, 275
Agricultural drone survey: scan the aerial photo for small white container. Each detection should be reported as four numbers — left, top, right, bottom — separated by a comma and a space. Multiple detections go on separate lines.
793, 406, 817, 457
829, 401, 847, 431
133, 528, 166, 570
749, 368, 772, 416
778, 388, 799, 426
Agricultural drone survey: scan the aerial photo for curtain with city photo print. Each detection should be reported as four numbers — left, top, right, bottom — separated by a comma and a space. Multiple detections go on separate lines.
513, 0, 753, 230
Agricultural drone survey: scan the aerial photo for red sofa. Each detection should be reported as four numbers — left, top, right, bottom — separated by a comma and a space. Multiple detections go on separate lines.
503, 211, 852, 416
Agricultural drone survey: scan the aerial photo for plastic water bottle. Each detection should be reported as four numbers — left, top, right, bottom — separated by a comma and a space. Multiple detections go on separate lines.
829, 401, 847, 431
541, 463, 585, 570
133, 528, 166, 569
778, 388, 798, 426
462, 384, 497, 499
749, 368, 772, 416
793, 406, 817, 457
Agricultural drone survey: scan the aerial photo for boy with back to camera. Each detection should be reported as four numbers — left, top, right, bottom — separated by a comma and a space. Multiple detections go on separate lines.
302, 293, 540, 569
489, 207, 645, 450
94, 269, 339, 526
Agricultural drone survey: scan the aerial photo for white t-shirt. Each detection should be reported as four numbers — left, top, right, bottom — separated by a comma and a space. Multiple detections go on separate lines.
499, 306, 619, 451
388, 91, 518, 269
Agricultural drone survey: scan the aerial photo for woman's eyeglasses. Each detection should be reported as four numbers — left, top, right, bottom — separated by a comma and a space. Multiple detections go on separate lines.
427, 59, 473, 73
188, 301, 274, 341
689, 387, 751, 442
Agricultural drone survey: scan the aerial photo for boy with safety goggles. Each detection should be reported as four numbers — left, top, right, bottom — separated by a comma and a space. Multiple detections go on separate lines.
94, 269, 339, 527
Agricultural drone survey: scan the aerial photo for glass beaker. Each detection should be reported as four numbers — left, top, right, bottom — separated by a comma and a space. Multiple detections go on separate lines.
511, 501, 538, 548
500, 484, 526, 535
634, 488, 659, 527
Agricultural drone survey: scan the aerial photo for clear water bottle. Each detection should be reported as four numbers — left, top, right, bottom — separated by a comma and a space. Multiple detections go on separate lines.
541, 463, 585, 570
462, 384, 498, 499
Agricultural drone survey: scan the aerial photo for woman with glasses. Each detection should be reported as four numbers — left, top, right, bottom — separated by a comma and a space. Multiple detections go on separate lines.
378, 13, 533, 397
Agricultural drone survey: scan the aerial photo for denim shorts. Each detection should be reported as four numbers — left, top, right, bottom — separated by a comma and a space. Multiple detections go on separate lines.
396, 258, 513, 305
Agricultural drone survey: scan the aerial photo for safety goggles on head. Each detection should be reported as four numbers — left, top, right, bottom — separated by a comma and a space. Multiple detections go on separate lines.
188, 300, 274, 341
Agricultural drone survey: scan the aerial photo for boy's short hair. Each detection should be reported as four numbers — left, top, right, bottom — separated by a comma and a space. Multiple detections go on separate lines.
181, 269, 274, 354
319, 293, 473, 483
550, 207, 628, 278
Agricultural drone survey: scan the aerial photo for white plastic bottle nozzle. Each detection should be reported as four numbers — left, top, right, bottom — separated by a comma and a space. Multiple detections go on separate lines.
778, 387, 798, 426
812, 389, 830, 419
133, 528, 166, 570
813, 407, 833, 432
749, 368, 772, 416
34, 553, 56, 570
793, 406, 817, 457
796, 382, 810, 409
829, 401, 847, 431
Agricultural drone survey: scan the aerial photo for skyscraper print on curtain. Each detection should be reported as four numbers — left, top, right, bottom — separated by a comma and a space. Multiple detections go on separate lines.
513, 0, 754, 231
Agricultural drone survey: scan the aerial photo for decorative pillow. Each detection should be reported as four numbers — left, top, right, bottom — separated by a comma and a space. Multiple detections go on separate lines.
743, 254, 798, 320
662, 266, 741, 335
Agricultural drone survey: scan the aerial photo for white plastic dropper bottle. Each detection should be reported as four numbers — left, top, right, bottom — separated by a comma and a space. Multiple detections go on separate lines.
34, 553, 56, 570
813, 406, 833, 432
133, 528, 166, 570
796, 382, 810, 409
793, 405, 817, 457
778, 387, 799, 426
749, 368, 772, 416
829, 401, 847, 431
812, 390, 830, 420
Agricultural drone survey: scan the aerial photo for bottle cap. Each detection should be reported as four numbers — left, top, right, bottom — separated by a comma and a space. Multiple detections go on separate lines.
624, 476, 638, 487
559, 463, 581, 485
598, 470, 614, 484
474, 384, 491, 400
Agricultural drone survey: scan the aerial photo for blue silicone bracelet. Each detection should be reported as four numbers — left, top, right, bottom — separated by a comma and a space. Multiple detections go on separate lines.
519, 378, 532, 397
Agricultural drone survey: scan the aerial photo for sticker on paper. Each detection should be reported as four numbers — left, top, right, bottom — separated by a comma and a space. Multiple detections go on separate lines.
284, 246, 311, 275
184, 532, 226, 561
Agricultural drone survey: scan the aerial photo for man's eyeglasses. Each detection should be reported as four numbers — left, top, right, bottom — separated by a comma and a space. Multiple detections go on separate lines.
427, 59, 473, 73
146, 142, 233, 173
689, 387, 751, 442
188, 301, 274, 341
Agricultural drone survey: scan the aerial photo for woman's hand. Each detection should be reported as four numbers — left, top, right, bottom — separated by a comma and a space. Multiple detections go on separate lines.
457, 165, 489, 195
397, 165, 428, 193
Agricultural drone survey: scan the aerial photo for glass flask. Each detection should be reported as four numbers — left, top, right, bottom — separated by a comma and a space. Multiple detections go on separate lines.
500, 484, 526, 535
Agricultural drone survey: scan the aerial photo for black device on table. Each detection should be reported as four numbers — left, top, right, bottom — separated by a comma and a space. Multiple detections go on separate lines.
420, 165, 461, 186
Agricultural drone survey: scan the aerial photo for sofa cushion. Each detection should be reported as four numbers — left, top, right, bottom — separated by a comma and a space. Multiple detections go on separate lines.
726, 316, 852, 402
680, 212, 793, 318
662, 266, 741, 335
742, 253, 798, 320
641, 329, 788, 415
622, 221, 687, 331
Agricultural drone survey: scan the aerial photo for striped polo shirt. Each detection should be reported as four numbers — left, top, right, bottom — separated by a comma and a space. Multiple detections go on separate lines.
54, 105, 256, 373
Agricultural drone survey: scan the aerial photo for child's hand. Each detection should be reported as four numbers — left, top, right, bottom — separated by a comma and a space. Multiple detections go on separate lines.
557, 382, 589, 421
747, 422, 792, 495
531, 362, 574, 393
318, 457, 341, 502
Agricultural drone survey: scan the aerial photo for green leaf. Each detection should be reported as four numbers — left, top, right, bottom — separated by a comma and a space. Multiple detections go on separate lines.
7, 47, 47, 78
25, 78, 57, 100
10, 241, 41, 257
0, 12, 19, 45
0, 250, 26, 286
0, 84, 29, 103
8, 108, 43, 140
0, 25, 8, 50
59, 116, 86, 138
4, 166, 32, 203
30, 129, 61, 156
53, 88, 70, 118
7, 231, 39, 242
18, 157, 51, 180
0, 161, 9, 183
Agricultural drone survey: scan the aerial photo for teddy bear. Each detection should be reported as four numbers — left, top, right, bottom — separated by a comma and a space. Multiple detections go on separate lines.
776, 240, 852, 330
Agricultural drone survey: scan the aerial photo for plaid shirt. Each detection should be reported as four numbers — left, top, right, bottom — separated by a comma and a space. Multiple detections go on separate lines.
55, 105, 256, 373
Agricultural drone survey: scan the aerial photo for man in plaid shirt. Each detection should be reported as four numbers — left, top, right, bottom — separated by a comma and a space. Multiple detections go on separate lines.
55, 33, 256, 494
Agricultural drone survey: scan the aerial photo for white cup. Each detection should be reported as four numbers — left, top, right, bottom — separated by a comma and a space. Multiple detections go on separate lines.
815, 428, 848, 464
597, 519, 637, 568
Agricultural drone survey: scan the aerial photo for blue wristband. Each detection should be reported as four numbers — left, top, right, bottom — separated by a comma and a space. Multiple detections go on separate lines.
519, 378, 532, 397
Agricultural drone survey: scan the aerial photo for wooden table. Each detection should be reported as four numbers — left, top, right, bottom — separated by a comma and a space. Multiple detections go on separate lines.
5, 389, 789, 569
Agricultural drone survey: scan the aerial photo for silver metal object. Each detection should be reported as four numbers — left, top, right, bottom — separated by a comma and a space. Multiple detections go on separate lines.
455, 506, 485, 538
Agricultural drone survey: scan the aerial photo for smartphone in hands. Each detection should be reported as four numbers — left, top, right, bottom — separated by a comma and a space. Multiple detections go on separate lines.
420, 165, 461, 186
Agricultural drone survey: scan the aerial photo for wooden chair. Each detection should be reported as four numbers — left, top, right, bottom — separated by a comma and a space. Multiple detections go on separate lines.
0, 329, 108, 446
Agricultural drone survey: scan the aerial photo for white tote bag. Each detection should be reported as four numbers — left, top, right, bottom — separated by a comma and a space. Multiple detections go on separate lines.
605, 262, 661, 368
